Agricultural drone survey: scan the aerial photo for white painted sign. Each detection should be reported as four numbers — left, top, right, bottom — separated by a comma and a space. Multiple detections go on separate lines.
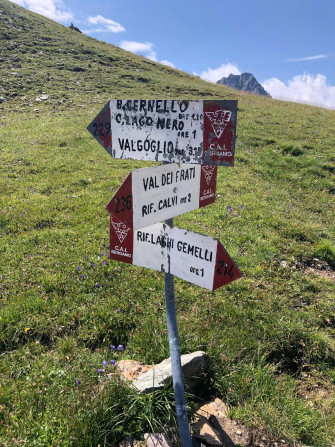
109, 216, 242, 291
105, 163, 217, 230
87, 99, 238, 166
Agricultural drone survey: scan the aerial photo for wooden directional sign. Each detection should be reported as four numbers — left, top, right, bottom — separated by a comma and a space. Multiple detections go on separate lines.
106, 163, 217, 230
109, 216, 242, 291
87, 99, 238, 166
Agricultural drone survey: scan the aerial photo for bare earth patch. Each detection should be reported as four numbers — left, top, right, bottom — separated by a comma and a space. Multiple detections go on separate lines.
296, 258, 335, 281
298, 372, 335, 411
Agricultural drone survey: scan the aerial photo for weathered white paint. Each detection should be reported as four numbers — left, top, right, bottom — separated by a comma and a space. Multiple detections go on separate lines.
109, 217, 242, 290
88, 99, 238, 166
105, 163, 217, 230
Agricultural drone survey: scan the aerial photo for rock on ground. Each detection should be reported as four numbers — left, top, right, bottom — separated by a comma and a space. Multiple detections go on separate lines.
195, 398, 229, 420
116, 360, 153, 381
191, 417, 222, 446
144, 433, 173, 447
133, 351, 208, 393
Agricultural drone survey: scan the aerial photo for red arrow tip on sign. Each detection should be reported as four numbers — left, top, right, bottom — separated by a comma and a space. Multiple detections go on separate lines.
106, 172, 133, 229
213, 241, 242, 290
87, 101, 112, 150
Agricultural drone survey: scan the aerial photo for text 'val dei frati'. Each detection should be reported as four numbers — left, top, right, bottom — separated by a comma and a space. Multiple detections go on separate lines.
87, 99, 238, 165
105, 163, 217, 230
142, 166, 196, 191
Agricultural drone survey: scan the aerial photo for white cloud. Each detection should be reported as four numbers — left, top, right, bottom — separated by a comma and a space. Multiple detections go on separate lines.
160, 60, 175, 68
284, 54, 328, 62
197, 63, 241, 83
86, 15, 125, 33
262, 74, 335, 109
147, 52, 158, 62
119, 40, 174, 67
120, 40, 154, 54
9, 0, 73, 22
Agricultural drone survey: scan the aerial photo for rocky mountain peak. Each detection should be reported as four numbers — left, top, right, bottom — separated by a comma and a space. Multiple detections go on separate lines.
217, 72, 271, 97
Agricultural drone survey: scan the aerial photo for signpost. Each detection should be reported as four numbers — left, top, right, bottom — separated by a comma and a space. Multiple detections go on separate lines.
87, 98, 241, 447
109, 216, 242, 291
106, 163, 217, 230
87, 99, 238, 166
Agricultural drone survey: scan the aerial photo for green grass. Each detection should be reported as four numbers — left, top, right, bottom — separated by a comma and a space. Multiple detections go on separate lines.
1, 0, 335, 445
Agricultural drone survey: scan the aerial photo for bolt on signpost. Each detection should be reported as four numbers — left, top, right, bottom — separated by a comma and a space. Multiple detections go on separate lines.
87, 99, 241, 446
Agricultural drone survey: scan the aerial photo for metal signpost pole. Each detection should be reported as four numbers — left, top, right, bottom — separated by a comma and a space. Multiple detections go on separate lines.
161, 154, 192, 446
164, 216, 192, 447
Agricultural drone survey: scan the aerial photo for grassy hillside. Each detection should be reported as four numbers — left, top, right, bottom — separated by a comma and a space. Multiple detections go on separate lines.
1, 0, 335, 445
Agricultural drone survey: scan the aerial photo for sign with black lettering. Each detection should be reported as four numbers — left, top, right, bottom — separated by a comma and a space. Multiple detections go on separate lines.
106, 163, 217, 230
87, 99, 238, 166
109, 216, 242, 291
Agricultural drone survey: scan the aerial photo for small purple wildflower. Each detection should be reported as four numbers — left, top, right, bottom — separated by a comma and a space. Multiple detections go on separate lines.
110, 360, 115, 365
110, 345, 115, 351
102, 360, 107, 367
81, 274, 85, 278
155, 302, 159, 306
76, 379, 81, 385
117, 345, 124, 351
117, 309, 120, 313
103, 261, 107, 265
84, 255, 86, 259
100, 253, 104, 256
77, 266, 81, 271
95, 283, 99, 287
97, 368, 103, 374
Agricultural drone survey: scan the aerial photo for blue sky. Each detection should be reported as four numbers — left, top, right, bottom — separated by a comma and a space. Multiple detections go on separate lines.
10, 0, 335, 109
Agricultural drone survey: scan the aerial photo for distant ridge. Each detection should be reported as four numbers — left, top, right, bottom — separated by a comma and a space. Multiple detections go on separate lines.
217, 72, 271, 97
0, 0, 238, 113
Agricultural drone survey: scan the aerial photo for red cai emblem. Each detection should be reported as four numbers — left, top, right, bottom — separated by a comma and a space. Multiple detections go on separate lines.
111, 219, 130, 243
203, 104, 235, 165
202, 165, 216, 186
205, 110, 232, 139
